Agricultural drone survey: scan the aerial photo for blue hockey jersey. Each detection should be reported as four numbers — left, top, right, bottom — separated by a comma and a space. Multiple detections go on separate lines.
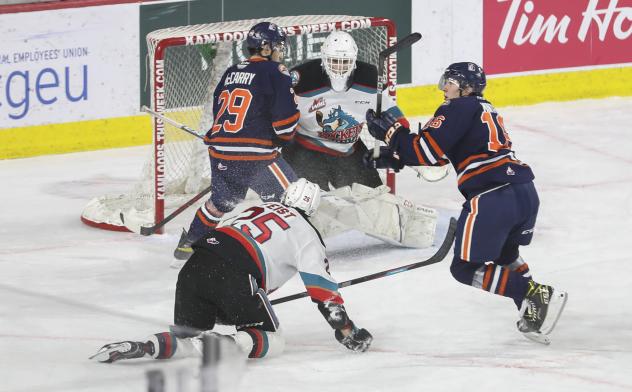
393, 95, 534, 198
204, 57, 300, 161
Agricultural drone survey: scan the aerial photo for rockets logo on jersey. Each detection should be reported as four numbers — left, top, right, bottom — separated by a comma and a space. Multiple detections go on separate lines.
315, 106, 363, 144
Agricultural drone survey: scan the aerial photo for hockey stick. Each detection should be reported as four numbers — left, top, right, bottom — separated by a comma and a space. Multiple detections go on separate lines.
270, 217, 457, 305
120, 107, 210, 235
408, 165, 451, 182
141, 105, 205, 140
120, 184, 213, 236
373, 32, 422, 158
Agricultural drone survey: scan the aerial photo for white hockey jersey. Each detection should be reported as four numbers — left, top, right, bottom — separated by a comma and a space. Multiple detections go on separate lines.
217, 202, 343, 304
290, 59, 407, 156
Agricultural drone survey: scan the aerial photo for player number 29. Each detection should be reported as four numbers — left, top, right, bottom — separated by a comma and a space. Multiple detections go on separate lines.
212, 88, 253, 133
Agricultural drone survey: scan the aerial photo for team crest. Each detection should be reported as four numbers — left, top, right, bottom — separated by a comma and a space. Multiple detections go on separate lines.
315, 106, 363, 144
308, 97, 326, 112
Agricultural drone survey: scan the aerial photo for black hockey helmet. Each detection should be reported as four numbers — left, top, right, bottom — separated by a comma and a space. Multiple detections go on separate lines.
438, 62, 486, 96
246, 22, 287, 53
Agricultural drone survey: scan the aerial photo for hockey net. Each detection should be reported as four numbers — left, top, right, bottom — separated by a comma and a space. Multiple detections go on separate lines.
81, 15, 398, 232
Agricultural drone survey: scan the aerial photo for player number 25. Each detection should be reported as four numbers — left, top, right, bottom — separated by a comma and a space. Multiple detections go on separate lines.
212, 88, 253, 133
234, 206, 290, 244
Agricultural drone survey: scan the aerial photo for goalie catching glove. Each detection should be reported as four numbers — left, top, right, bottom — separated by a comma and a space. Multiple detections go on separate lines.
318, 301, 373, 352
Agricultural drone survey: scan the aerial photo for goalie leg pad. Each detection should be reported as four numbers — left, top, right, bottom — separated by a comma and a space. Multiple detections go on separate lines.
313, 183, 437, 248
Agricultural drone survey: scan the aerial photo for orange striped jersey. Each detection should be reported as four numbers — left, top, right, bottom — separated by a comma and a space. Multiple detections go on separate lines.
204, 57, 300, 161
217, 202, 343, 304
392, 95, 534, 198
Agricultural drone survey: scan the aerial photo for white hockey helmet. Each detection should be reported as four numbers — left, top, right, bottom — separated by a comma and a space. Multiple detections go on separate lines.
321, 31, 358, 92
281, 178, 321, 216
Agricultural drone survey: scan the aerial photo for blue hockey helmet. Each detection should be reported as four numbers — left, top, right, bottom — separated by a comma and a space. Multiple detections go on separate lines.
438, 62, 486, 96
246, 22, 287, 53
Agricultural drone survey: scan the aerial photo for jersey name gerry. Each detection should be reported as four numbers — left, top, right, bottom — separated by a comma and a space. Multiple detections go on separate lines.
224, 71, 256, 86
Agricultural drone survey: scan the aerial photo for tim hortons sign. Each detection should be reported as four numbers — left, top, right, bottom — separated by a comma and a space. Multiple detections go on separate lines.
483, 0, 632, 74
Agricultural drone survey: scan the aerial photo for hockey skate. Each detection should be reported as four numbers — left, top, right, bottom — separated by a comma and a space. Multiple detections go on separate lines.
517, 280, 568, 345
90, 340, 154, 363
173, 229, 194, 264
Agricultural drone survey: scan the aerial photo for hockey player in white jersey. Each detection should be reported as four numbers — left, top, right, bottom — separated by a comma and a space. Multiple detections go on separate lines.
281, 31, 438, 249
283, 30, 409, 189
91, 179, 372, 363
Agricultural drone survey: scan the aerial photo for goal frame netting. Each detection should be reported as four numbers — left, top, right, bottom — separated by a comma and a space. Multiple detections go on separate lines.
81, 15, 399, 233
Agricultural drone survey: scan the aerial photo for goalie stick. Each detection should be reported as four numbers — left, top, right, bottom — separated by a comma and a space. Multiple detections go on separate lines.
373, 32, 422, 158
270, 217, 457, 305
119, 106, 208, 235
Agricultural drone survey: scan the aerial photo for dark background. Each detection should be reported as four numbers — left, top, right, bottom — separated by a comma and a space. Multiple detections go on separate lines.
139, 0, 412, 106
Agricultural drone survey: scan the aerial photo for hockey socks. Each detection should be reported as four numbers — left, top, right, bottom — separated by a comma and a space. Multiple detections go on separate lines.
188, 204, 222, 240
451, 258, 531, 308
235, 328, 285, 359
174, 204, 223, 263
150, 329, 286, 360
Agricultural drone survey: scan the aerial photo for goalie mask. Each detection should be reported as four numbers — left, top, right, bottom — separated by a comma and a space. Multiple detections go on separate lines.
281, 178, 321, 216
321, 31, 358, 92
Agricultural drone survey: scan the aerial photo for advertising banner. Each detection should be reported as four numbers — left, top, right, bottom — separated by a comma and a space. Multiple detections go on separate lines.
0, 4, 139, 128
483, 0, 632, 74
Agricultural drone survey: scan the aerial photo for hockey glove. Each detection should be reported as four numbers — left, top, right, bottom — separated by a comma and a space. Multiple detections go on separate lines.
317, 301, 373, 352
363, 147, 405, 172
335, 324, 373, 352
366, 109, 407, 145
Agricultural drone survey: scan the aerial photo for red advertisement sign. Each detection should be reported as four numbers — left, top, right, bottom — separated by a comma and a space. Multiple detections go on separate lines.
483, 0, 632, 74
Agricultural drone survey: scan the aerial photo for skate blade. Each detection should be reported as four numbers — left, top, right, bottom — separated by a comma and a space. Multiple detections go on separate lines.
522, 331, 551, 345
540, 291, 568, 335
89, 347, 113, 362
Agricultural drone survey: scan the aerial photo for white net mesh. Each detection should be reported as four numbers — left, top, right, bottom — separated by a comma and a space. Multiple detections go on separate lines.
81, 15, 395, 231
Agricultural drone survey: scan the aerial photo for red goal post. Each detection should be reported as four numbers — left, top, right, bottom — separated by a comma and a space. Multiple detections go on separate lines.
81, 15, 399, 233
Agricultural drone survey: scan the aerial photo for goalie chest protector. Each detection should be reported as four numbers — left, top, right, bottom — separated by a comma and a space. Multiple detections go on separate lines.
291, 59, 392, 156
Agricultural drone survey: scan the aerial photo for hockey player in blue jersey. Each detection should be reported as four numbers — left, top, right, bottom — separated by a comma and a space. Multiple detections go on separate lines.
173, 21, 300, 262
364, 62, 567, 344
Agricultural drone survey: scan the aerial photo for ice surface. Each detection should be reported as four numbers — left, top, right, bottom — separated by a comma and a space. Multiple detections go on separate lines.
1, 97, 631, 391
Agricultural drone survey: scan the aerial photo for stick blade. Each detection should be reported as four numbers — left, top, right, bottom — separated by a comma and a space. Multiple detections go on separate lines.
119, 207, 154, 236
